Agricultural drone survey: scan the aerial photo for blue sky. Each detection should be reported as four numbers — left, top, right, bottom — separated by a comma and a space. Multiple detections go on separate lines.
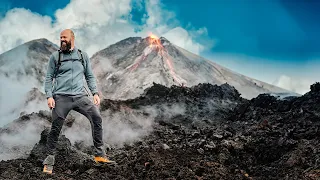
4, 0, 318, 59
0, 0, 319, 94
164, 0, 320, 59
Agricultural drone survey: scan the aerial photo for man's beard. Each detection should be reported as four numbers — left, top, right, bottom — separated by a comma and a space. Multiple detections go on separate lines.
60, 40, 72, 52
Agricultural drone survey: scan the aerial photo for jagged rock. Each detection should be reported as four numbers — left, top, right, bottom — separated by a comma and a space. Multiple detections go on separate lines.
310, 82, 320, 92
38, 110, 51, 120
197, 148, 204, 154
162, 144, 170, 150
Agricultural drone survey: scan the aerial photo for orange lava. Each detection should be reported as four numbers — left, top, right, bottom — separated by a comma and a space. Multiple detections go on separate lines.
129, 33, 183, 86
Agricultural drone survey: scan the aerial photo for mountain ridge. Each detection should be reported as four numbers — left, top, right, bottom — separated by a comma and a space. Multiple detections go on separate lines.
85, 35, 297, 100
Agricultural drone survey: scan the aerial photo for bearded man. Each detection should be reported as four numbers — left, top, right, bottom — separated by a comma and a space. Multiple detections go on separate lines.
43, 29, 115, 174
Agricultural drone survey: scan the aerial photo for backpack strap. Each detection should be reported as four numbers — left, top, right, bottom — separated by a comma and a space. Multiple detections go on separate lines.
53, 50, 62, 79
77, 49, 91, 96
77, 49, 86, 70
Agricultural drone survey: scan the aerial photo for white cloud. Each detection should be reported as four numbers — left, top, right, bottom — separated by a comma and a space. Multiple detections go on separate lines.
0, 0, 213, 57
273, 75, 314, 95
162, 27, 207, 55
0, 8, 54, 53
54, 0, 132, 28
144, 0, 177, 29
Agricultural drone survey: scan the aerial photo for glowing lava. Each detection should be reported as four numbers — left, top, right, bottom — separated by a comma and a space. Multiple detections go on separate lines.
148, 33, 162, 48
128, 33, 185, 86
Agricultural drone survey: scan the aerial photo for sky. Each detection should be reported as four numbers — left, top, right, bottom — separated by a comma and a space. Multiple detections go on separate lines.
0, 0, 319, 94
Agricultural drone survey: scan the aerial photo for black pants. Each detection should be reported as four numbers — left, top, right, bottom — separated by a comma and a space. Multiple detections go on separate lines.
46, 94, 105, 157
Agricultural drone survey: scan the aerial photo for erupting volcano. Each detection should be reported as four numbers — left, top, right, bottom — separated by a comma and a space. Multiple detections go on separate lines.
89, 35, 292, 100
128, 33, 184, 86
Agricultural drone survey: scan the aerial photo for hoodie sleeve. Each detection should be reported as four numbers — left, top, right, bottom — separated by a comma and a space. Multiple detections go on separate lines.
44, 54, 56, 99
83, 52, 99, 95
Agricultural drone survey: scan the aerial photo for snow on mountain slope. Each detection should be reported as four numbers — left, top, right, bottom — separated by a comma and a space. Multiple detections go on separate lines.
90, 36, 295, 100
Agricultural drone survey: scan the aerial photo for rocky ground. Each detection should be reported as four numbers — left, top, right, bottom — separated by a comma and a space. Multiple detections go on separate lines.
0, 82, 319, 180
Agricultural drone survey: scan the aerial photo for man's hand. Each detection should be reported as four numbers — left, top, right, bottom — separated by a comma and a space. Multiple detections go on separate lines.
93, 94, 100, 106
47, 97, 55, 109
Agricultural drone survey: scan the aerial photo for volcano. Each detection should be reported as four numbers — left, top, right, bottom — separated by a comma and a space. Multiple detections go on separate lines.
89, 35, 294, 100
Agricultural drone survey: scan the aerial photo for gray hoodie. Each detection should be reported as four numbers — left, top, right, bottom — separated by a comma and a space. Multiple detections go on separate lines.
44, 47, 98, 99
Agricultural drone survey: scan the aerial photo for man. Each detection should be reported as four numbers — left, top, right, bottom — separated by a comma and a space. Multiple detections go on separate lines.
43, 29, 115, 174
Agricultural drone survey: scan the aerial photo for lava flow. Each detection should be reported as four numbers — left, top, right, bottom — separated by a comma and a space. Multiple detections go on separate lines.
128, 33, 184, 86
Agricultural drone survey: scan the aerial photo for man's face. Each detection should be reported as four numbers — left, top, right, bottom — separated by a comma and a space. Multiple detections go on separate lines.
60, 31, 72, 52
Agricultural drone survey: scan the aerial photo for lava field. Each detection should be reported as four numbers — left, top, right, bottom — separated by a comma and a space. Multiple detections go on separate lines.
0, 82, 319, 180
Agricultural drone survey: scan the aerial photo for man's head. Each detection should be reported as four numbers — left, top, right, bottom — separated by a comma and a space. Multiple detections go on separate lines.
60, 29, 75, 52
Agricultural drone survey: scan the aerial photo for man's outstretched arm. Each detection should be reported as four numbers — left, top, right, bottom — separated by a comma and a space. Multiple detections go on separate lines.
44, 54, 56, 99
83, 52, 99, 96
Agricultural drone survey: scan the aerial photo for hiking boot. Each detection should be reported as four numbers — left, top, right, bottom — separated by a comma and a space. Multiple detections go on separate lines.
43, 164, 53, 174
94, 156, 116, 164
42, 155, 55, 174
